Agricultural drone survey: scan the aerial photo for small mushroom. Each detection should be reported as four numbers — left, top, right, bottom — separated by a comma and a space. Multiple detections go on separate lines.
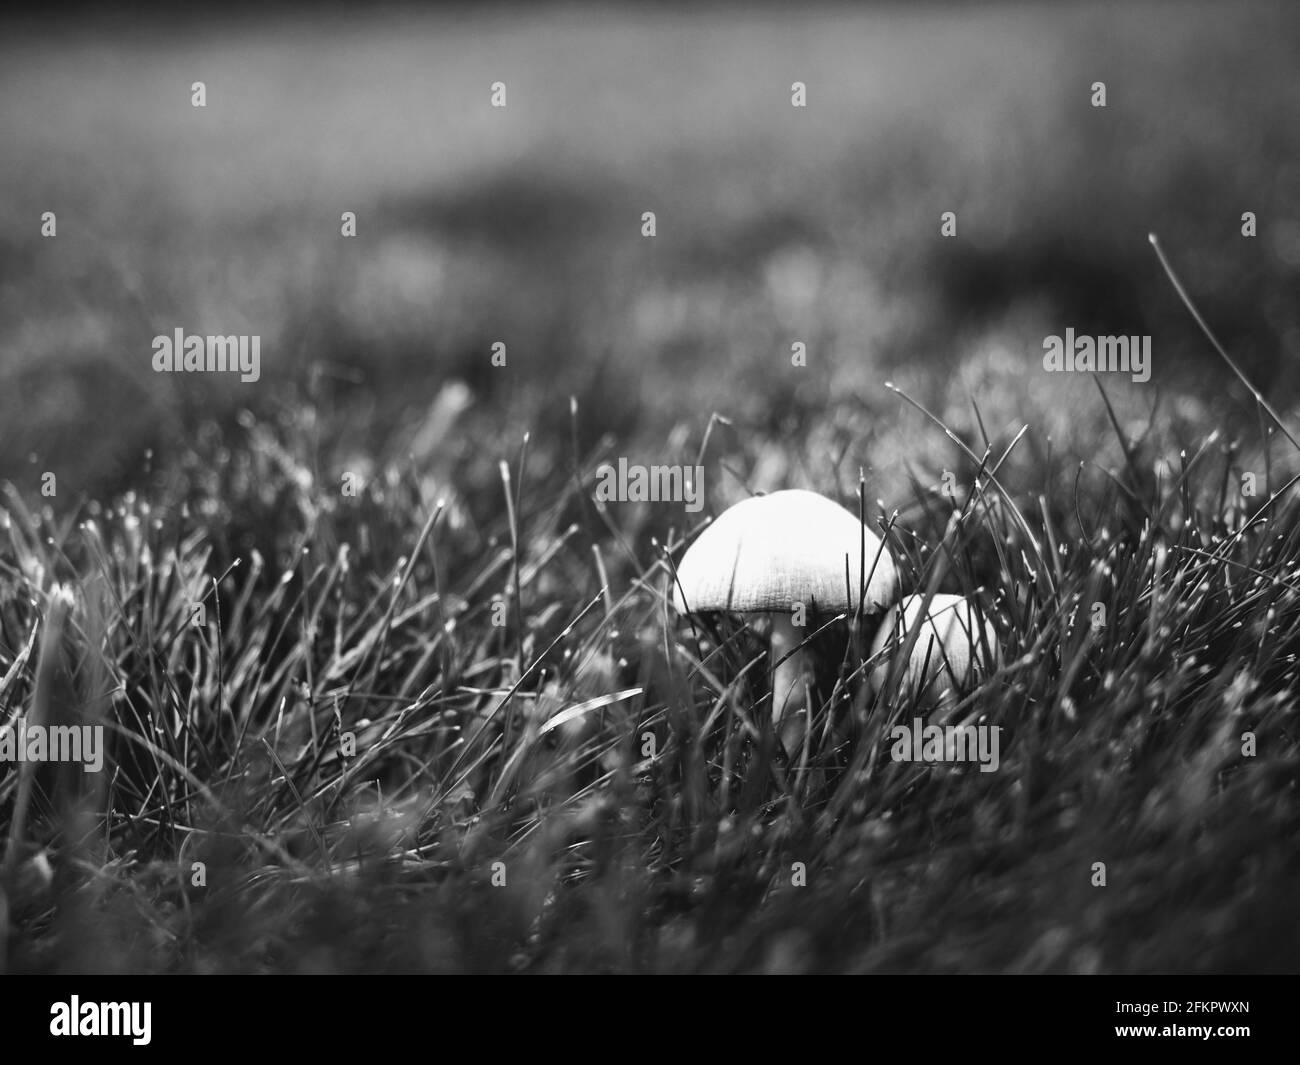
671, 489, 898, 739
868, 593, 999, 707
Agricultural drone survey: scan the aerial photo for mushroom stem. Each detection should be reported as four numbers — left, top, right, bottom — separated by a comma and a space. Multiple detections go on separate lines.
770, 610, 806, 730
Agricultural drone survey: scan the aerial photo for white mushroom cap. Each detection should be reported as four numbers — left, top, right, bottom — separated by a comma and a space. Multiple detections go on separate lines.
868, 593, 999, 703
671, 489, 898, 615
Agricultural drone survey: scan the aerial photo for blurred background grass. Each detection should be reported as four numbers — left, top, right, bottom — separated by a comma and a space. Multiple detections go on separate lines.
2, 0, 1299, 512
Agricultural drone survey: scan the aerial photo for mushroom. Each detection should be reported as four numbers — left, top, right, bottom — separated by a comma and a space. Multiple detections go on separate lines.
868, 593, 999, 708
671, 489, 898, 742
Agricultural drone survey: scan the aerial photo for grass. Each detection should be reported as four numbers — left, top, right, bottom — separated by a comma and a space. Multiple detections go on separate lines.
2, 343, 1299, 972
2, 2, 1299, 973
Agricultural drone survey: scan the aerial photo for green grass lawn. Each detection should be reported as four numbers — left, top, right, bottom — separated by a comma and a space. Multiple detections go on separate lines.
1, 1, 1299, 972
